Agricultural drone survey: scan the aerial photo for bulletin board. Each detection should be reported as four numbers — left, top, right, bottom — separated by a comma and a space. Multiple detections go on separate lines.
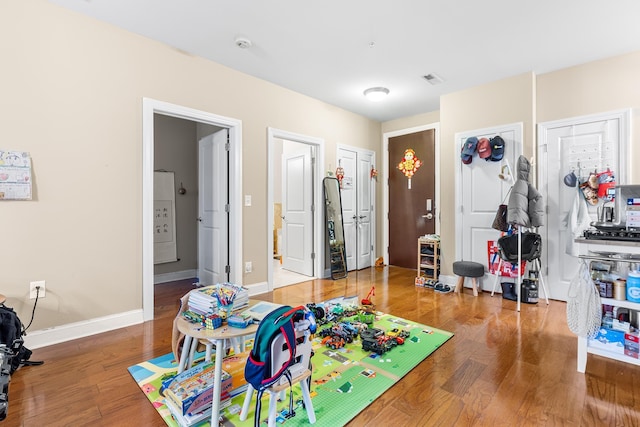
154, 171, 177, 264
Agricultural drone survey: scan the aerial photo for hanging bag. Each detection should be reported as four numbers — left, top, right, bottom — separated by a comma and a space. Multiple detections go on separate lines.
491, 187, 512, 232
566, 261, 602, 338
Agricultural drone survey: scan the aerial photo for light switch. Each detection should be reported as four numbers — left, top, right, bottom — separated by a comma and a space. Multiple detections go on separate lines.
244, 195, 252, 206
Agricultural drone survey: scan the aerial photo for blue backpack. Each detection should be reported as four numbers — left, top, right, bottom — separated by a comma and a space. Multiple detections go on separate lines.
244, 305, 309, 425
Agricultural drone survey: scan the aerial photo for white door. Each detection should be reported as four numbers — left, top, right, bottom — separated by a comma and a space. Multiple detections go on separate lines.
456, 124, 523, 292
539, 111, 629, 301
198, 129, 229, 285
282, 143, 314, 276
338, 146, 374, 271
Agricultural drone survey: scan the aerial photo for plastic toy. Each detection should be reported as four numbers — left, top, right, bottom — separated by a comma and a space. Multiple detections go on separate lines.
321, 335, 345, 349
361, 286, 375, 306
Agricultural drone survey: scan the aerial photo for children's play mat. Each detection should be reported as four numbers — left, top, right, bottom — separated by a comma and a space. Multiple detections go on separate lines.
128, 312, 453, 426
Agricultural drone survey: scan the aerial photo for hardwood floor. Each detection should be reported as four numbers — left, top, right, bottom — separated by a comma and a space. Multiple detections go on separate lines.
7, 266, 639, 426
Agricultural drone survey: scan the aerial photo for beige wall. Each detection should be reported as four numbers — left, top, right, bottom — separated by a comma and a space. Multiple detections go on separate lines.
1, 1, 379, 332
428, 73, 536, 276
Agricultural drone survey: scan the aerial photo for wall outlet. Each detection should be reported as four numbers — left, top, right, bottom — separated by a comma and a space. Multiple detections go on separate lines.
245, 262, 252, 273
30, 280, 46, 299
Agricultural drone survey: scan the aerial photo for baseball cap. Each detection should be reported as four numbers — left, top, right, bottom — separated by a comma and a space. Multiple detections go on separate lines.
477, 138, 491, 159
461, 137, 478, 164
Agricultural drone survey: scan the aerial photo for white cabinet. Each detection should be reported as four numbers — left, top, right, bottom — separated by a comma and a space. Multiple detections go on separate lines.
575, 238, 640, 372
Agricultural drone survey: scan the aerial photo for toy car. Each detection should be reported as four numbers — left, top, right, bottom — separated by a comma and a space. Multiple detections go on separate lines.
322, 335, 345, 349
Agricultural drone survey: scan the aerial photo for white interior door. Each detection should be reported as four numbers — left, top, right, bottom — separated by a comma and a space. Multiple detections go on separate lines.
282, 143, 314, 276
455, 124, 523, 291
338, 146, 374, 271
198, 129, 229, 285
539, 111, 629, 301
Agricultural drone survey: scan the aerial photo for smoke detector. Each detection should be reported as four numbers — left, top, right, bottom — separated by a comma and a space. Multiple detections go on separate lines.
422, 73, 445, 85
235, 37, 252, 49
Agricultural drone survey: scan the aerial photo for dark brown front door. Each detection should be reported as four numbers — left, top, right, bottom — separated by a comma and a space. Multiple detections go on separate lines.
389, 130, 436, 269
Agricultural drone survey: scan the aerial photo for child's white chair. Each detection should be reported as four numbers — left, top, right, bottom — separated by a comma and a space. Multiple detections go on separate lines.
239, 329, 316, 427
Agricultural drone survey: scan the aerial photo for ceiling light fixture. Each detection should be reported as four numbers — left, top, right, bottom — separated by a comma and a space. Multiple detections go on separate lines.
363, 87, 390, 102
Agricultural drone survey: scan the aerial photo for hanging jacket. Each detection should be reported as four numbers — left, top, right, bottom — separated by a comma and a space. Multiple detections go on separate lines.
507, 156, 544, 227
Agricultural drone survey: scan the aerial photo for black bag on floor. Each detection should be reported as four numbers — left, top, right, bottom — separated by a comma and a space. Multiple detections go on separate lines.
0, 305, 34, 374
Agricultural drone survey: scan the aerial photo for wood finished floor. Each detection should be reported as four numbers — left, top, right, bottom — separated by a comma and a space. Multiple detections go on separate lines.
7, 266, 640, 426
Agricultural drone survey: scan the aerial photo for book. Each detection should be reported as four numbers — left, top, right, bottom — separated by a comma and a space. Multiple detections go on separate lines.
162, 361, 233, 416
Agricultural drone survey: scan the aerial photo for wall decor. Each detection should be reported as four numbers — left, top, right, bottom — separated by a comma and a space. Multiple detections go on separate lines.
397, 148, 422, 189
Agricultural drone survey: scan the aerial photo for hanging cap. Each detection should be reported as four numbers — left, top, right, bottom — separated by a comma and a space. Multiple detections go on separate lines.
461, 137, 478, 164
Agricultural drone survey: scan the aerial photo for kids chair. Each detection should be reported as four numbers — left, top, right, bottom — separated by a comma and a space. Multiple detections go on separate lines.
239, 329, 316, 427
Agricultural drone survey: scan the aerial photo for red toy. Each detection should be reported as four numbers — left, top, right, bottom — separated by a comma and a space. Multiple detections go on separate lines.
361, 286, 375, 306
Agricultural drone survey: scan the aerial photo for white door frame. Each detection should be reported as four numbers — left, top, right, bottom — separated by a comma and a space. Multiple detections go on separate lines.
142, 98, 242, 321
267, 127, 325, 290
382, 123, 440, 264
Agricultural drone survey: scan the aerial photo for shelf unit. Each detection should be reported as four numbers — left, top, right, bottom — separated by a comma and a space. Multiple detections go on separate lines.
575, 238, 640, 372
417, 238, 440, 283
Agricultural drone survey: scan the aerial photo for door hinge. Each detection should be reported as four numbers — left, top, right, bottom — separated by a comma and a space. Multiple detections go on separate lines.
225, 142, 230, 151
311, 252, 315, 260
311, 203, 315, 212
225, 265, 230, 274
225, 204, 230, 213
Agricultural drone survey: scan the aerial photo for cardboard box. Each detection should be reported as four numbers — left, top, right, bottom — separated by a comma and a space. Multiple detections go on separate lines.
162, 362, 232, 416
624, 332, 639, 355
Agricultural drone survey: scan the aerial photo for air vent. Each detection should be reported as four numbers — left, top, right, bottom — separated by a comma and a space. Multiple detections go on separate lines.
422, 73, 444, 85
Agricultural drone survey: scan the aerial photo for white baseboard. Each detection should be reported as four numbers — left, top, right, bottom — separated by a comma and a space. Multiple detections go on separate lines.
24, 310, 144, 350
154, 269, 197, 284
244, 281, 269, 296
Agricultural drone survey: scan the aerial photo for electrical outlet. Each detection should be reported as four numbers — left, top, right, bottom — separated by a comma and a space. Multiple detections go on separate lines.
30, 280, 46, 299
245, 262, 252, 273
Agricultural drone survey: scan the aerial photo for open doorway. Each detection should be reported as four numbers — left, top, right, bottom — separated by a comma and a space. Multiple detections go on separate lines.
267, 128, 325, 290
142, 98, 242, 321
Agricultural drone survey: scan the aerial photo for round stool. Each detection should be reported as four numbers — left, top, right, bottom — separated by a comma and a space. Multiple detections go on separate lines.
453, 261, 484, 296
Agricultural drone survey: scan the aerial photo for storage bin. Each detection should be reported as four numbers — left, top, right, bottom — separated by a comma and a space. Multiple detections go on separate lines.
626, 271, 640, 303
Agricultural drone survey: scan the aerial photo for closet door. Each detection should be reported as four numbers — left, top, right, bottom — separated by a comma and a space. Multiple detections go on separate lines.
338, 146, 375, 271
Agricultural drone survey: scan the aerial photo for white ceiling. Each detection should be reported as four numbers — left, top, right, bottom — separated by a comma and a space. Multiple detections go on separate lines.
49, 0, 640, 122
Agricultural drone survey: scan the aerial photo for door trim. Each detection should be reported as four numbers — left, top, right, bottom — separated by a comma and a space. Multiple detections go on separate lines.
382, 123, 440, 264
142, 98, 242, 321
267, 127, 325, 291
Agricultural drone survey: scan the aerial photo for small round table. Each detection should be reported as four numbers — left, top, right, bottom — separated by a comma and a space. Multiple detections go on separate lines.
175, 300, 260, 426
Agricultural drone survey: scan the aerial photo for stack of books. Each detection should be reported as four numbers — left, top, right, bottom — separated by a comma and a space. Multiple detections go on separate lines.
188, 283, 249, 316
162, 361, 232, 426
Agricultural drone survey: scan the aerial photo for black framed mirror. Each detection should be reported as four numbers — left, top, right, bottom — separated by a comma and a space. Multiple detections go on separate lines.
323, 177, 347, 279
